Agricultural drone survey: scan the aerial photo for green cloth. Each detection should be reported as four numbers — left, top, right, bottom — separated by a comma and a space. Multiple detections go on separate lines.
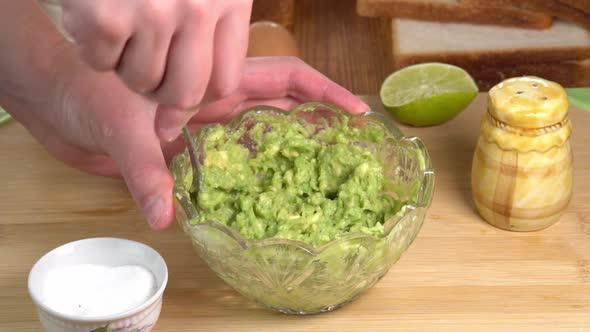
0, 107, 12, 126
567, 88, 590, 111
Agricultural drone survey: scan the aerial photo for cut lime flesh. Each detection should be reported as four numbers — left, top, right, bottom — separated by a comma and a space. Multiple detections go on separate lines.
380, 63, 478, 126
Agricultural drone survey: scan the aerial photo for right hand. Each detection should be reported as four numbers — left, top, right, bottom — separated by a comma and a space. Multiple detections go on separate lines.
60, 0, 253, 110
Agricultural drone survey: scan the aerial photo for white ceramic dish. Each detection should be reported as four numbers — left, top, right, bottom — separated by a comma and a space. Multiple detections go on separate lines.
28, 238, 168, 332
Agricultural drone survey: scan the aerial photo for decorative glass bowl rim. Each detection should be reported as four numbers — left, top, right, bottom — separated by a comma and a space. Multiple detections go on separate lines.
171, 101, 435, 255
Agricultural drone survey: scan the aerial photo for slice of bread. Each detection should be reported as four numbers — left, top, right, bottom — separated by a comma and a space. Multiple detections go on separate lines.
467, 59, 590, 91
558, 0, 590, 15
357, 0, 553, 29
466, 0, 590, 30
392, 19, 590, 69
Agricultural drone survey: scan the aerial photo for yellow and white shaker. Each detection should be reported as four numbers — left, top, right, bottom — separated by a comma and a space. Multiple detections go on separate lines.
471, 76, 573, 231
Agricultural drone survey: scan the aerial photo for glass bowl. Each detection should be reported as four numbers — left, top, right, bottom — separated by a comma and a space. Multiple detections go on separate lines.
170, 102, 434, 314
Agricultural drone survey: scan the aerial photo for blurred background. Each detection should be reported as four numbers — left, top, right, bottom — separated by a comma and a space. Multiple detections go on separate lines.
248, 0, 590, 95
249, 0, 394, 95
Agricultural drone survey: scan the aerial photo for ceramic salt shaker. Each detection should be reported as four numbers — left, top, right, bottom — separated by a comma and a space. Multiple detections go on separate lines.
471, 76, 573, 231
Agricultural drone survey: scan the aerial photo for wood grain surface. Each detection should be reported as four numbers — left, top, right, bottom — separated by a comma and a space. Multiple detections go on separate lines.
293, 0, 393, 95
289, 0, 589, 93
1, 95, 589, 331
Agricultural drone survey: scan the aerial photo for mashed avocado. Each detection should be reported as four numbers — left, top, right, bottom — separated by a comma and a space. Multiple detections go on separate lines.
192, 113, 402, 246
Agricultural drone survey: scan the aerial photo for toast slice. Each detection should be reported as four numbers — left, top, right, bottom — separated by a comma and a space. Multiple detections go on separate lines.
558, 0, 590, 15
392, 18, 590, 69
357, 0, 553, 29
467, 59, 590, 91
466, 0, 590, 30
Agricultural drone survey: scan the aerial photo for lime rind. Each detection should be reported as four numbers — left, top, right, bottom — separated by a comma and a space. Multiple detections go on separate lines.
388, 91, 477, 127
380, 62, 478, 108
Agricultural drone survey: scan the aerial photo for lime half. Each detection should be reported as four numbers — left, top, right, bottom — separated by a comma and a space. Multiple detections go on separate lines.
380, 63, 478, 126
0, 107, 11, 125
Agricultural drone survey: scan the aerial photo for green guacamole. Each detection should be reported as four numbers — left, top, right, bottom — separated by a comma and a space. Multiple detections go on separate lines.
191, 113, 402, 246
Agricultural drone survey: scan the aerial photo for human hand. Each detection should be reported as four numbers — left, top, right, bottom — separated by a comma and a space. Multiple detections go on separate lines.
9, 54, 369, 231
60, 0, 252, 112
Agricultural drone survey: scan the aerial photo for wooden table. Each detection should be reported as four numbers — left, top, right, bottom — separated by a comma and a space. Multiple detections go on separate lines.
1, 95, 589, 331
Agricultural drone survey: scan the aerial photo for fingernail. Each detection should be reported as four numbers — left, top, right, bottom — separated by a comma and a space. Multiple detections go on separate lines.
144, 196, 165, 229
360, 102, 371, 113
158, 126, 181, 143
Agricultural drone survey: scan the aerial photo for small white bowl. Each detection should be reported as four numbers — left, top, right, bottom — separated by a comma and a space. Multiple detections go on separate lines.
28, 238, 168, 332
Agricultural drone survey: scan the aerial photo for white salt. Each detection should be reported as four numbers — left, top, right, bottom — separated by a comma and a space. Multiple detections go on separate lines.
41, 264, 156, 317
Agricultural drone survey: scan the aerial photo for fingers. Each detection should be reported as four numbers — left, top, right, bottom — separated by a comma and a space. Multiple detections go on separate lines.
154, 105, 199, 142
192, 57, 369, 124
61, 0, 132, 71
156, 4, 251, 142
183, 93, 245, 124
153, 6, 250, 142
158, 96, 298, 182
106, 114, 175, 230
150, 12, 216, 139
205, 4, 251, 101
239, 57, 370, 114
153, 4, 251, 143
116, 12, 174, 93
152, 13, 216, 109
158, 95, 298, 163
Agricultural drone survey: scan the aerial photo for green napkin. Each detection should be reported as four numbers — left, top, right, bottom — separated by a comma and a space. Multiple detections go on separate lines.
567, 88, 590, 111
0, 107, 11, 126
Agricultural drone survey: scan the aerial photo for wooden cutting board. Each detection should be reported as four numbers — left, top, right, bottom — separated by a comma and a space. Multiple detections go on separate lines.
0, 95, 589, 331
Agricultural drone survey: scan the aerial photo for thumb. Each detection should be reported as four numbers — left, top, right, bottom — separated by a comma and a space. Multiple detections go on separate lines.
154, 105, 198, 143
107, 116, 175, 230
154, 93, 244, 142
